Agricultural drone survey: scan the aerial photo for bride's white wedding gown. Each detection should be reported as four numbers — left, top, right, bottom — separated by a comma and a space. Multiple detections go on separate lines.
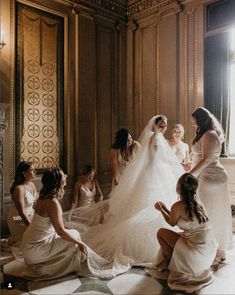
64, 116, 184, 277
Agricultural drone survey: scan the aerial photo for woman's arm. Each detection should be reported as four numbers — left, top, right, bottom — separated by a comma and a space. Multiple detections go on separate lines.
155, 201, 180, 226
182, 145, 191, 171
109, 149, 119, 185
133, 140, 141, 151
70, 181, 81, 210
183, 145, 191, 164
94, 179, 104, 202
32, 183, 39, 198
13, 186, 31, 226
48, 199, 87, 254
190, 131, 219, 176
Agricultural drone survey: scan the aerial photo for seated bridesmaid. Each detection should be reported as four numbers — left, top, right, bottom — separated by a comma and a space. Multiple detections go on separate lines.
21, 168, 88, 280
152, 173, 218, 293
167, 124, 191, 170
70, 165, 104, 209
110, 128, 140, 186
7, 161, 38, 245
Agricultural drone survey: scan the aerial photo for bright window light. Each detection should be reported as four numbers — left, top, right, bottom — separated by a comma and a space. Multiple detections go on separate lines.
229, 29, 235, 155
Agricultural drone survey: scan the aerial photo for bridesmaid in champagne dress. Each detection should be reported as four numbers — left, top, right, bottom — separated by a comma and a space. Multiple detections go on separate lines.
190, 107, 233, 257
21, 168, 117, 280
150, 173, 218, 292
167, 124, 191, 167
70, 165, 104, 209
109, 128, 140, 187
69, 165, 105, 225
7, 161, 38, 244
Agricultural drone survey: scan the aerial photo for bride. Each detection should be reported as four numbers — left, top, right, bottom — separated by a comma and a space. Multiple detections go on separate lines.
64, 115, 184, 276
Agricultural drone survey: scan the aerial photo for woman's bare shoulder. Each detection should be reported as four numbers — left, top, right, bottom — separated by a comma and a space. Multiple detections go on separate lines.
202, 130, 220, 144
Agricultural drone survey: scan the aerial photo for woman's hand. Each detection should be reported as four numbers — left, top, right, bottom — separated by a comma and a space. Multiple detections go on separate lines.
113, 177, 119, 186
78, 241, 88, 255
154, 202, 162, 211
182, 162, 191, 171
98, 194, 104, 202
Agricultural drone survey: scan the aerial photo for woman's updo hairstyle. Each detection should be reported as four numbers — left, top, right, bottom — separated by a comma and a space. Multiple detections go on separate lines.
39, 168, 65, 200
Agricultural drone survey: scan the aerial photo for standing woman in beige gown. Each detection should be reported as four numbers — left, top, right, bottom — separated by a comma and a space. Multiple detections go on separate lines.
189, 107, 233, 258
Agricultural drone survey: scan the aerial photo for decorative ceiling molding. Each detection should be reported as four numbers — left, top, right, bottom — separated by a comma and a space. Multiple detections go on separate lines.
127, 0, 182, 19
69, 0, 127, 20
58, 0, 182, 20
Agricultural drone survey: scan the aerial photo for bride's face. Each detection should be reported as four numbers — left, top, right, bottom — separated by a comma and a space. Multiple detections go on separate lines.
153, 119, 167, 134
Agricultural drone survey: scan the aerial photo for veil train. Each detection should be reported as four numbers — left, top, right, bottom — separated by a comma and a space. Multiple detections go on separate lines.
63, 115, 184, 277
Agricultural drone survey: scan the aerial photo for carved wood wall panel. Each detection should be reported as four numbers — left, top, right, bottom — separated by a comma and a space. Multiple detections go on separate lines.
97, 26, 115, 173
76, 14, 125, 189
140, 26, 158, 128
130, 12, 179, 137
159, 14, 178, 132
15, 3, 64, 171
77, 15, 97, 178
179, 3, 204, 144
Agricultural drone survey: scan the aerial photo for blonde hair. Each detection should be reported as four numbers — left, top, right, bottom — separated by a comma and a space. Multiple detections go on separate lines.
172, 123, 185, 139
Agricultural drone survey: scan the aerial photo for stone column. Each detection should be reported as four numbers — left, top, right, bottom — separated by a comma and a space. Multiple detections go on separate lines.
0, 103, 8, 214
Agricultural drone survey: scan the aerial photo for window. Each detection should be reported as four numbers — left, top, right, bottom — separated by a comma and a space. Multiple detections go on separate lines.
229, 29, 235, 155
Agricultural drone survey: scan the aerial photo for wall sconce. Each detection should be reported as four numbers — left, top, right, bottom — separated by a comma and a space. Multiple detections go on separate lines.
0, 31, 6, 49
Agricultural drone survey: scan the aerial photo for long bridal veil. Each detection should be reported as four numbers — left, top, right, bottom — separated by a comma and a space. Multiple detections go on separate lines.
63, 115, 184, 277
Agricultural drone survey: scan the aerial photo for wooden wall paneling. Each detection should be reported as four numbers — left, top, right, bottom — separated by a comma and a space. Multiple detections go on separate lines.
133, 25, 141, 137
141, 25, 158, 127
179, 2, 204, 145
77, 15, 97, 174
126, 22, 134, 134
117, 22, 127, 130
97, 24, 114, 176
126, 21, 139, 137
158, 13, 178, 135
97, 22, 116, 182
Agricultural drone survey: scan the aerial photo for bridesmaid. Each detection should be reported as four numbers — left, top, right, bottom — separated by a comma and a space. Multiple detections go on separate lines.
21, 168, 88, 280
109, 128, 140, 186
167, 124, 190, 167
7, 161, 38, 244
70, 165, 104, 209
189, 107, 233, 258
153, 173, 218, 292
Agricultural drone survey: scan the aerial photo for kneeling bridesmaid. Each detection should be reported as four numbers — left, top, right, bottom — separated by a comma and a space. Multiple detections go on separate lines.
154, 173, 218, 293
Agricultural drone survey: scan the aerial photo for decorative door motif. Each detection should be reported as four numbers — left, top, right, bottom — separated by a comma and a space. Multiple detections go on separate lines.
16, 3, 64, 170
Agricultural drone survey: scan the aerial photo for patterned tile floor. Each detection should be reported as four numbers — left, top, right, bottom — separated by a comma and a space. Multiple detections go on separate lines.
1, 235, 235, 295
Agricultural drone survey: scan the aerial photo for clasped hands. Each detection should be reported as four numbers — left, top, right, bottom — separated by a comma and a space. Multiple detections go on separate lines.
154, 201, 167, 211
